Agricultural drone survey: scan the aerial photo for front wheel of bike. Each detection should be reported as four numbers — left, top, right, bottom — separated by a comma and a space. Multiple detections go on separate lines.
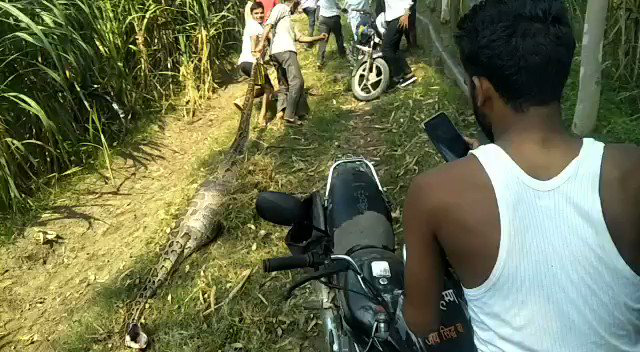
351, 57, 390, 101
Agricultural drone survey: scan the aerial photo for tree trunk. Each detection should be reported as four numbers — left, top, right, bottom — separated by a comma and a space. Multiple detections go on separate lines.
572, 0, 609, 136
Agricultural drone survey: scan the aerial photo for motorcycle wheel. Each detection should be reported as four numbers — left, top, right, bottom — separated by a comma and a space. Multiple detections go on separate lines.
351, 57, 390, 102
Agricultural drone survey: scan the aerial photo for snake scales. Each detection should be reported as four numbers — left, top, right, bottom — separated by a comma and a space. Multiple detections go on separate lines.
125, 61, 264, 349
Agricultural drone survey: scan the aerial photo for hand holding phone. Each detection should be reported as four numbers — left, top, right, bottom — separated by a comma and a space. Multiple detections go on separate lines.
422, 112, 471, 162
463, 137, 481, 150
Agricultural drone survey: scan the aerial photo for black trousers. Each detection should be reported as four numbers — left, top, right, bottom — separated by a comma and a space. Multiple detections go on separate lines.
303, 7, 317, 35
271, 51, 309, 119
317, 15, 346, 64
404, 2, 417, 48
383, 18, 411, 79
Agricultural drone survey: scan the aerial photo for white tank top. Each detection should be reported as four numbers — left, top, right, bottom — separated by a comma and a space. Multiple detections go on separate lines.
466, 138, 640, 352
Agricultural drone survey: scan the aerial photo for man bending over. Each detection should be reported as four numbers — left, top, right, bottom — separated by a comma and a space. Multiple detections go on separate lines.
256, 0, 327, 125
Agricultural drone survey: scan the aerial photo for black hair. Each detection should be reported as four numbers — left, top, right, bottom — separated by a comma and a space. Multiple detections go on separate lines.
250, 1, 264, 13
455, 0, 576, 112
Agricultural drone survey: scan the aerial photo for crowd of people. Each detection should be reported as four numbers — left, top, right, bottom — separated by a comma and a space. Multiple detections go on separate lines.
235, 0, 418, 126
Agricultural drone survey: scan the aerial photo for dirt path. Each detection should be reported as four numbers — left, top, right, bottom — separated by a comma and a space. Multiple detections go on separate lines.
0, 82, 247, 351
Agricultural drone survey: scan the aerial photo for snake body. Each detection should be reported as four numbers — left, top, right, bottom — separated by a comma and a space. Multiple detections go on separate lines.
125, 62, 263, 349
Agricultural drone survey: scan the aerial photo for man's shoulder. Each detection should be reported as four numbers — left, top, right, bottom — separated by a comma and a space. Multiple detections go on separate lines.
409, 155, 488, 205
603, 142, 640, 191
266, 4, 289, 25
605, 142, 640, 161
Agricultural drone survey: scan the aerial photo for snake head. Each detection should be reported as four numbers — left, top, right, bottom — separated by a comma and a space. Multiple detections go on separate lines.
125, 323, 148, 349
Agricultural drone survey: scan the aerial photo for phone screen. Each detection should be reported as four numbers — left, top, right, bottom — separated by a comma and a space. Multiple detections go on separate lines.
422, 112, 470, 162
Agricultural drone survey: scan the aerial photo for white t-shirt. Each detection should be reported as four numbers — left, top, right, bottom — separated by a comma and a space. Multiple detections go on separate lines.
300, 0, 318, 9
384, 0, 412, 21
238, 20, 264, 64
318, 0, 341, 17
376, 12, 387, 36
266, 4, 297, 55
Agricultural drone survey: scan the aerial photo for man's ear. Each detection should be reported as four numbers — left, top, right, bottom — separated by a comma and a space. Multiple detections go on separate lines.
471, 76, 484, 107
473, 76, 499, 110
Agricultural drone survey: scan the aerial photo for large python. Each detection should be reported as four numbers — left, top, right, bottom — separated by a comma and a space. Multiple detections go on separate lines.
125, 60, 264, 349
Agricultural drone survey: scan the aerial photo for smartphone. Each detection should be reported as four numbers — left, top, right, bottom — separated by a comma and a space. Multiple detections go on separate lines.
422, 112, 470, 162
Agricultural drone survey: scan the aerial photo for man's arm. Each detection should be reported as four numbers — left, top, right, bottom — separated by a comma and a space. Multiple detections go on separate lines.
256, 24, 273, 54
296, 31, 328, 43
402, 173, 444, 338
601, 143, 640, 276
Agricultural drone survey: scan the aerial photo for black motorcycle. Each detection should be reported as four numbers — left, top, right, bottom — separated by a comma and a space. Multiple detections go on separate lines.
256, 116, 477, 352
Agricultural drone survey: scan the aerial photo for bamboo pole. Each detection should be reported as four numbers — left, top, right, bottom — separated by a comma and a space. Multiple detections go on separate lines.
572, 0, 609, 136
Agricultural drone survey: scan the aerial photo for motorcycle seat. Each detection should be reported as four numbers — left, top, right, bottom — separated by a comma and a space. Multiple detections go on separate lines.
326, 162, 394, 254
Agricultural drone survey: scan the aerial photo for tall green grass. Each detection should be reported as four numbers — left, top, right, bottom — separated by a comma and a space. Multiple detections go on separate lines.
0, 0, 243, 211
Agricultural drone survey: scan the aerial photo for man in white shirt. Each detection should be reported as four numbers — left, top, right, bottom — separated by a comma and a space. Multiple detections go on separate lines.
235, 2, 273, 126
403, 1, 640, 351
256, 0, 327, 124
382, 0, 415, 87
316, 0, 346, 67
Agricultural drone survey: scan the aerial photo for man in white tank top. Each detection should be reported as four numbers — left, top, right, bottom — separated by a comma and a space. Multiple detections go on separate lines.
402, 1, 640, 351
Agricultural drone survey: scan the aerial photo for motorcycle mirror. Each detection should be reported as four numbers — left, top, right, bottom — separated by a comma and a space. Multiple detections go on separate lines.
256, 192, 304, 226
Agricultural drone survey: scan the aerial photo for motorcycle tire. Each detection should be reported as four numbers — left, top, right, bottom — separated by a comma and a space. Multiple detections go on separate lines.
351, 57, 390, 102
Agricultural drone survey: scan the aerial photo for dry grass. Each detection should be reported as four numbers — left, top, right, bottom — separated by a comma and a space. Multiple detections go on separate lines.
36, 15, 474, 352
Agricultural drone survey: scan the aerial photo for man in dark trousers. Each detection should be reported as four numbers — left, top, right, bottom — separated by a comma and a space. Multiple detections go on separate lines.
316, 0, 346, 68
404, 0, 417, 49
256, 0, 327, 124
300, 0, 318, 36
382, 0, 416, 87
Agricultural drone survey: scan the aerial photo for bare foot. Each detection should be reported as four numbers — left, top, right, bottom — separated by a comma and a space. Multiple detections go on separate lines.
284, 116, 302, 125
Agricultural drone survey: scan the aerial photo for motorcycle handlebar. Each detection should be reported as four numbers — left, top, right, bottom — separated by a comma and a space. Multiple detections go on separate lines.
263, 253, 325, 273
